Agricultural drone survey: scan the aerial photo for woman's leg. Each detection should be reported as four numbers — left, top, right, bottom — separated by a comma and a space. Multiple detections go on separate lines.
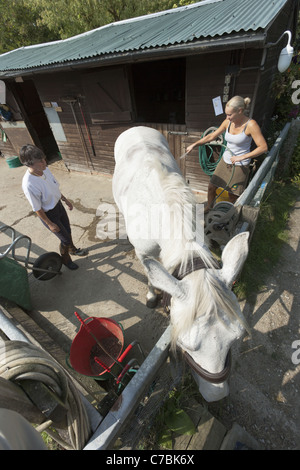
206, 182, 218, 212
43, 202, 78, 269
56, 203, 88, 256
228, 192, 238, 204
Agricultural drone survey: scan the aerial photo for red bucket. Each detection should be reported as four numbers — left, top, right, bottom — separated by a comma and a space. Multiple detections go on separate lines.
68, 316, 125, 379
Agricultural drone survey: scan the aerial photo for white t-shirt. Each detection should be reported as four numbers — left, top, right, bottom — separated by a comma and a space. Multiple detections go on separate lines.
22, 167, 61, 212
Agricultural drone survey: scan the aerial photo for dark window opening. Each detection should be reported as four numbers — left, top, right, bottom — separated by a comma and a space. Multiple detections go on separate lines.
131, 58, 185, 124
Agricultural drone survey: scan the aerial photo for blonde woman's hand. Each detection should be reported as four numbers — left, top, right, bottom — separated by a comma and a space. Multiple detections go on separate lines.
186, 144, 195, 153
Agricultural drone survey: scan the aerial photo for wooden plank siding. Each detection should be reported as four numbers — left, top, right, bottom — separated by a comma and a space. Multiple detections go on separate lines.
33, 72, 190, 177
31, 49, 262, 193
184, 50, 263, 192
0, 134, 16, 158
185, 52, 229, 191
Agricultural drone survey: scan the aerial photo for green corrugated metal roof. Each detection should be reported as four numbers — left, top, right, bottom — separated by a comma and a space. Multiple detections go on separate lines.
0, 0, 290, 73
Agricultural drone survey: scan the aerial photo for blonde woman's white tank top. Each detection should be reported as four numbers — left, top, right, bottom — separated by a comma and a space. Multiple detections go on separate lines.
223, 120, 252, 166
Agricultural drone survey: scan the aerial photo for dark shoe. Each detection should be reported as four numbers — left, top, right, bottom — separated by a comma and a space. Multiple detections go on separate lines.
69, 247, 89, 256
59, 243, 78, 268
65, 261, 79, 270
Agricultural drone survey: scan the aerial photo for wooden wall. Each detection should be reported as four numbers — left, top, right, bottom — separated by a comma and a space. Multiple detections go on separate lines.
183, 50, 263, 191
0, 132, 16, 158
31, 49, 263, 193
32, 70, 189, 178
1, 43, 281, 192
32, 72, 122, 174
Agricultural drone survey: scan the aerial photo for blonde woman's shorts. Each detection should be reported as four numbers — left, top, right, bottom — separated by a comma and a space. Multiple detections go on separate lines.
210, 158, 250, 196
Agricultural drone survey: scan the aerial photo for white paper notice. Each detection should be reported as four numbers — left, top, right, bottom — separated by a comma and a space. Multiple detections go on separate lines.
212, 96, 223, 116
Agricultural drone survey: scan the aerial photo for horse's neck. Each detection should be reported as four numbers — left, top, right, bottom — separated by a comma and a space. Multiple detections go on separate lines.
160, 240, 214, 275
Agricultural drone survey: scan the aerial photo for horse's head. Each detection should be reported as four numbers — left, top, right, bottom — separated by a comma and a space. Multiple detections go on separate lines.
143, 232, 250, 402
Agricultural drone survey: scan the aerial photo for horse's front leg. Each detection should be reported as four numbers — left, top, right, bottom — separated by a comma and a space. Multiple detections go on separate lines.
146, 282, 160, 308
137, 247, 162, 309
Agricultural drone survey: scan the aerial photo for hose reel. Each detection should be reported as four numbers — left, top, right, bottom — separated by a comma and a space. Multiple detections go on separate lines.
204, 202, 242, 246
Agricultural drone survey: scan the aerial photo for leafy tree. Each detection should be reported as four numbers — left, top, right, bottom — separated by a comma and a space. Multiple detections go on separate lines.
27, 0, 186, 38
0, 0, 57, 53
0, 0, 200, 53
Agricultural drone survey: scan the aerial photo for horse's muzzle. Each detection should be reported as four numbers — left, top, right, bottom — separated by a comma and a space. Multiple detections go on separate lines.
178, 347, 232, 384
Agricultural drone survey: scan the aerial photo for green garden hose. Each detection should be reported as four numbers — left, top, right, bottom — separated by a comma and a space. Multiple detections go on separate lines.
197, 127, 237, 205
198, 127, 227, 176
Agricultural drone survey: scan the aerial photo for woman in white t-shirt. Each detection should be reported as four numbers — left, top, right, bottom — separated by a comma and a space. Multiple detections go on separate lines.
20, 144, 88, 270
187, 96, 268, 212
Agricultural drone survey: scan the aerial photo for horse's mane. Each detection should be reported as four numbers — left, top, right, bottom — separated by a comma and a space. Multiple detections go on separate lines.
170, 268, 250, 350
148, 158, 216, 274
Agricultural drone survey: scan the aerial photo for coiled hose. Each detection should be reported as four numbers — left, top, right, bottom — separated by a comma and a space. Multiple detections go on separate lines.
198, 127, 236, 205
198, 127, 226, 175
0, 341, 91, 450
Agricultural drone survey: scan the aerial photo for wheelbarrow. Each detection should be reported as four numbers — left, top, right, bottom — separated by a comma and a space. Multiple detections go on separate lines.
0, 224, 62, 310
67, 312, 144, 392
0, 224, 62, 281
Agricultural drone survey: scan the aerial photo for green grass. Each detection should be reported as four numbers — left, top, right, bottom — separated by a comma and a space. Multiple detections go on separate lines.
137, 375, 199, 450
233, 130, 300, 302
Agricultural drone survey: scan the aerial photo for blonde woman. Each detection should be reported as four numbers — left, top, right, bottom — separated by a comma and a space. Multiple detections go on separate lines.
187, 96, 268, 212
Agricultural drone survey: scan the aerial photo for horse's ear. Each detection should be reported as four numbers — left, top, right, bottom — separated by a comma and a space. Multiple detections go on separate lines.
142, 258, 188, 301
218, 231, 249, 287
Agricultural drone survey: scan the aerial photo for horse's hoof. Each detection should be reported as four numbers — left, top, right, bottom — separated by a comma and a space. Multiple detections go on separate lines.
146, 298, 158, 309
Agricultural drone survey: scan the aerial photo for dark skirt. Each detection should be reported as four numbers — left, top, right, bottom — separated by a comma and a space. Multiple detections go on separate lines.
210, 158, 250, 196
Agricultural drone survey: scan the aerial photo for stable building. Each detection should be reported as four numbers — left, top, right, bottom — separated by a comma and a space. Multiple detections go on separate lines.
0, 0, 298, 191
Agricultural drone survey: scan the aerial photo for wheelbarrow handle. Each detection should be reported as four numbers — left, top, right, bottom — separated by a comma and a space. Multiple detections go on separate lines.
116, 364, 131, 385
118, 341, 137, 363
116, 358, 139, 385
94, 356, 110, 373
118, 340, 145, 362
94, 356, 126, 386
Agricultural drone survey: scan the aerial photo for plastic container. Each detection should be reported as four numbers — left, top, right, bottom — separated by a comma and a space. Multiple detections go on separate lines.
215, 187, 230, 202
6, 156, 22, 168
68, 316, 125, 380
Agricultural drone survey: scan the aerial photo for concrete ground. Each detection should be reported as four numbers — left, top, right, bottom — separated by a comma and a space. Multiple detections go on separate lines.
1, 144, 299, 450
0, 156, 182, 358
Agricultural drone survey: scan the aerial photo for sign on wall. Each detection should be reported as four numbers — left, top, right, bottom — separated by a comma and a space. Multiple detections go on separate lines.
43, 107, 67, 142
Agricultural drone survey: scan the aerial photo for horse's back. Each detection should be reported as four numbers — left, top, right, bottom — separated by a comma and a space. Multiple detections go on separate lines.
113, 126, 181, 206
114, 126, 171, 163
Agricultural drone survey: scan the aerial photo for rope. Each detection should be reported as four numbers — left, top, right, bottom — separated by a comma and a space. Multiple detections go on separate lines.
0, 341, 91, 450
